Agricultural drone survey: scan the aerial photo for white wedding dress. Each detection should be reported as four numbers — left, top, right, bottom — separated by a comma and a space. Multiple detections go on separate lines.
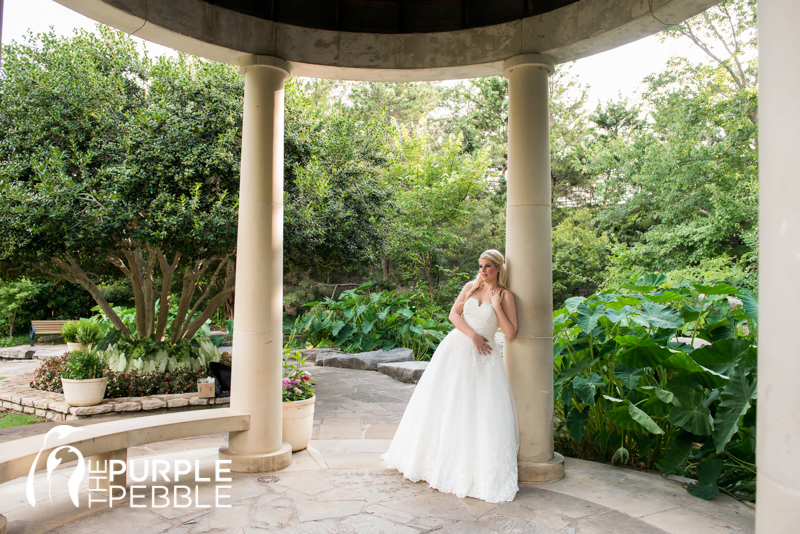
382, 296, 520, 503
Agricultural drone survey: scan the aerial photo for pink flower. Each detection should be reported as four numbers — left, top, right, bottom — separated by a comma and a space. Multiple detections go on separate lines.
293, 388, 302, 394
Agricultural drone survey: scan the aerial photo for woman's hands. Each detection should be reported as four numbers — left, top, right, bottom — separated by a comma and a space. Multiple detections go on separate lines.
471, 332, 492, 355
490, 289, 504, 310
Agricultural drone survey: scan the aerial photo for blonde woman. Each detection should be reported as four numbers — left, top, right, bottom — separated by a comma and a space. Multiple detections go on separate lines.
382, 249, 520, 503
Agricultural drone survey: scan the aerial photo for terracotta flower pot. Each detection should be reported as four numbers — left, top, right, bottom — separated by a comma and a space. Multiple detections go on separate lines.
61, 377, 108, 407
282, 396, 315, 452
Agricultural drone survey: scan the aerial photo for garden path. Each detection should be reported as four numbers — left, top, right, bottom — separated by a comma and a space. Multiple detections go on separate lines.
0, 361, 754, 534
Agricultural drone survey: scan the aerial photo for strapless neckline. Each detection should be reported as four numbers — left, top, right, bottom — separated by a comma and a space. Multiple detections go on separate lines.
468, 296, 491, 308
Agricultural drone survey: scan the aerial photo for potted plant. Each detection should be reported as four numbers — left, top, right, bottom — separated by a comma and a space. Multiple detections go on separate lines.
282, 349, 315, 451
61, 318, 105, 351
60, 348, 108, 406
60, 321, 82, 351
75, 319, 105, 349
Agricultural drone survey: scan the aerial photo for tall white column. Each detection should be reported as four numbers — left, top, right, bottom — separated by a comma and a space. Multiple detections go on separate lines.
757, 2, 800, 531
219, 56, 292, 472
503, 54, 564, 483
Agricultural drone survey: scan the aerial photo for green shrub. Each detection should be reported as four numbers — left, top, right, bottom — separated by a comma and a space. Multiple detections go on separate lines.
105, 368, 207, 397
553, 273, 757, 501
99, 336, 220, 374
30, 351, 209, 397
289, 282, 449, 360
60, 321, 80, 343
63, 348, 105, 380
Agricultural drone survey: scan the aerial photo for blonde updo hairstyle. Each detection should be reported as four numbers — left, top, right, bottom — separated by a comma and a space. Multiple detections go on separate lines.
465, 249, 508, 300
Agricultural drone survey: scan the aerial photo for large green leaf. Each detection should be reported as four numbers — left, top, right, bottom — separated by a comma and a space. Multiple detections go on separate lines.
712, 365, 757, 453
615, 335, 672, 368
573, 375, 597, 406
643, 290, 687, 303
736, 289, 758, 322
667, 387, 713, 435
575, 302, 606, 334
656, 439, 692, 475
566, 407, 589, 443
622, 273, 668, 292
694, 282, 738, 296
640, 301, 684, 329
686, 459, 723, 500
690, 338, 751, 375
564, 296, 585, 313
615, 365, 644, 390
628, 402, 665, 434
606, 401, 664, 434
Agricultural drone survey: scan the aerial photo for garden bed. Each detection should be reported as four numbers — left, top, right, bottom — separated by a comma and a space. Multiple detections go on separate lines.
0, 373, 229, 422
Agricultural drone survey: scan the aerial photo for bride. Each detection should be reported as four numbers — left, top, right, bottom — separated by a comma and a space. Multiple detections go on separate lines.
382, 249, 520, 503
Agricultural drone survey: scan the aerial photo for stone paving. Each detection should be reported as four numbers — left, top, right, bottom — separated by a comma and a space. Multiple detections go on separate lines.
0, 358, 755, 534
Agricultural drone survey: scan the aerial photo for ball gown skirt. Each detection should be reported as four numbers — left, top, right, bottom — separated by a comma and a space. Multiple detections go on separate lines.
382, 296, 520, 503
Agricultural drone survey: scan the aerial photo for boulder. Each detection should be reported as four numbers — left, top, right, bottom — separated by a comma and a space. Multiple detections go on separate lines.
377, 361, 429, 383
298, 348, 342, 364
321, 347, 413, 370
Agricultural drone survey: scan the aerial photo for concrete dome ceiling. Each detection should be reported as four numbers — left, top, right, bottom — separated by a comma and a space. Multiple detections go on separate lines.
55, 0, 719, 80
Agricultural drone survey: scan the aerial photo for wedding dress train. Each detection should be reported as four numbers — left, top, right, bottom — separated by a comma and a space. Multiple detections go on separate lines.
382, 296, 520, 503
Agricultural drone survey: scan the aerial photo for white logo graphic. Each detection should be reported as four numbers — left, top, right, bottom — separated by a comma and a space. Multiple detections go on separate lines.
26, 425, 85, 507
25, 424, 232, 509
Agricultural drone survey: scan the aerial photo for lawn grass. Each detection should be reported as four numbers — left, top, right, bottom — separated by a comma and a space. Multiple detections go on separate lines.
0, 412, 41, 428
0, 335, 31, 347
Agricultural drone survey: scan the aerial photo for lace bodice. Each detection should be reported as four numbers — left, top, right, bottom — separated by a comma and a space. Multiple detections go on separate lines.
463, 297, 500, 339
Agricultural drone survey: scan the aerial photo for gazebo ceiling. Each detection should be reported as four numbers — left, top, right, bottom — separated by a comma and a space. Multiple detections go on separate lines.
56, 0, 719, 80
201, 0, 579, 34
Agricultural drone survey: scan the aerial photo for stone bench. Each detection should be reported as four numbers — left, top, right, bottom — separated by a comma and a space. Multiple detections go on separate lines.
0, 408, 250, 534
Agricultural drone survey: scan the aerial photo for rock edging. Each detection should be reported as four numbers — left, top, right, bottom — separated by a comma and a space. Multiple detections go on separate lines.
0, 373, 229, 422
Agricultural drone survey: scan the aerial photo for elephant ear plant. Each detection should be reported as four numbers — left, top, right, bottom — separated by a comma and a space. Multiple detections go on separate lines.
553, 273, 757, 502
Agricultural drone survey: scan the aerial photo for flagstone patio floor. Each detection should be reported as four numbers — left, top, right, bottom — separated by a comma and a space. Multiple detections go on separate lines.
0, 358, 754, 534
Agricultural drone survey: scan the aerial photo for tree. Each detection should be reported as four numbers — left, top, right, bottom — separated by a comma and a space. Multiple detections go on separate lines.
585, 0, 758, 284
0, 278, 44, 337
386, 129, 490, 299
283, 81, 396, 276
0, 28, 240, 341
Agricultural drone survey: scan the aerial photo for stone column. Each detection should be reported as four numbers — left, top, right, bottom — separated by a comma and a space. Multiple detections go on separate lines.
502, 54, 564, 483
757, 2, 800, 531
219, 56, 292, 472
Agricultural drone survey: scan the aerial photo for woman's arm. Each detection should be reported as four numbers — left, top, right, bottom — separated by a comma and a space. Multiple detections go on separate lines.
449, 282, 492, 355
491, 290, 518, 340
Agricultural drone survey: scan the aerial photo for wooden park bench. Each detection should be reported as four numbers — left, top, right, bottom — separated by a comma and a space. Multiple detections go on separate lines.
29, 320, 69, 346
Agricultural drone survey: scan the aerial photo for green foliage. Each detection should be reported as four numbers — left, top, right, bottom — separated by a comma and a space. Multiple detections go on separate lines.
282, 350, 315, 402
290, 282, 449, 361
30, 353, 69, 393
386, 130, 490, 298
61, 317, 106, 345
60, 321, 80, 343
553, 274, 756, 501
30, 348, 211, 397
284, 81, 395, 275
105, 368, 207, 397
0, 412, 40, 428
0, 278, 44, 337
552, 209, 611, 307
586, 0, 758, 288
62, 348, 106, 380
99, 336, 220, 374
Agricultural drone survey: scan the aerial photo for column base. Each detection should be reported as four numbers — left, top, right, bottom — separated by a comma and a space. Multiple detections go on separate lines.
518, 453, 565, 483
1, 513, 7, 534
219, 442, 293, 473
